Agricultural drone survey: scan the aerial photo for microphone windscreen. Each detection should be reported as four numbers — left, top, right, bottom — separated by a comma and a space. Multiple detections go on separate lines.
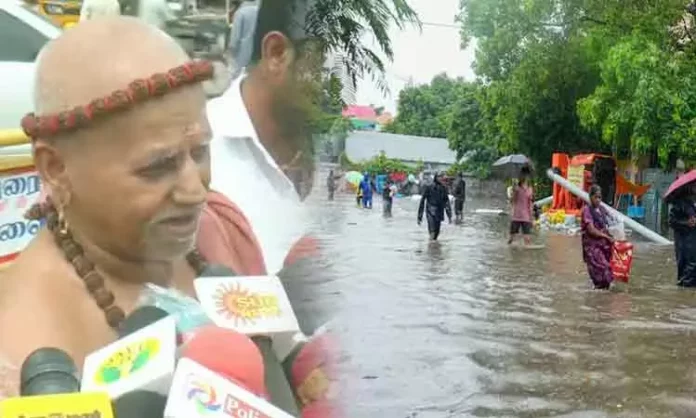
113, 390, 167, 416
179, 325, 266, 397
118, 306, 170, 338
20, 347, 79, 396
199, 263, 237, 277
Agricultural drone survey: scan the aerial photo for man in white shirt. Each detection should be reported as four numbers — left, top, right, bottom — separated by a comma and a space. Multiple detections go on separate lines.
79, 0, 121, 21
206, 0, 317, 274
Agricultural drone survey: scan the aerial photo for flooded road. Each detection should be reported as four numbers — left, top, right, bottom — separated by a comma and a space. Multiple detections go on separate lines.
299, 189, 696, 418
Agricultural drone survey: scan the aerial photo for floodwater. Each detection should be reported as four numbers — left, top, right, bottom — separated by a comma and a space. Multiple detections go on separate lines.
296, 186, 696, 418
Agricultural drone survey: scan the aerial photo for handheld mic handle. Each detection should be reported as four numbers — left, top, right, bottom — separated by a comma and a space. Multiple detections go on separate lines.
252, 336, 300, 416
20, 348, 79, 396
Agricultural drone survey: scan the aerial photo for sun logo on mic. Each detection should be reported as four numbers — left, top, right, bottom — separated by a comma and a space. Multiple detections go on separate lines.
213, 283, 281, 325
185, 377, 222, 414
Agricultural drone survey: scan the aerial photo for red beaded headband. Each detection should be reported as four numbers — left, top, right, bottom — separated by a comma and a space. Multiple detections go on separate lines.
21, 60, 215, 139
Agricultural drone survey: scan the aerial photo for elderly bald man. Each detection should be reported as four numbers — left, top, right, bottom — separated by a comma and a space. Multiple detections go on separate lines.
0, 17, 263, 397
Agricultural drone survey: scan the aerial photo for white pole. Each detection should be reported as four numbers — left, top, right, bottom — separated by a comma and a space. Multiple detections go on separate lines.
545, 169, 672, 245
534, 195, 553, 207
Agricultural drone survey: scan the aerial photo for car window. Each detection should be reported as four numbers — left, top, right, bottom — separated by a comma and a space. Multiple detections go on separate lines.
0, 10, 51, 63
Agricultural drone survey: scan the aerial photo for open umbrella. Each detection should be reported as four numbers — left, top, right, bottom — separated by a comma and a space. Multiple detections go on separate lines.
492, 154, 533, 178
664, 170, 696, 202
344, 171, 363, 186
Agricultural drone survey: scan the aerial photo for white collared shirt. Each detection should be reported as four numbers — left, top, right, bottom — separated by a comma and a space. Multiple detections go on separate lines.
207, 75, 307, 274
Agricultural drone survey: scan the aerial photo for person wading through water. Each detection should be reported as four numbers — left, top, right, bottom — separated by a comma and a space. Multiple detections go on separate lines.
581, 185, 615, 289
382, 179, 396, 217
417, 172, 452, 241
508, 166, 534, 246
668, 181, 696, 287
326, 169, 338, 201
452, 172, 466, 224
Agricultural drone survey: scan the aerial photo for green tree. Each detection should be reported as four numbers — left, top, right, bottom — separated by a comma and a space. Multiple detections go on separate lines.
306, 0, 420, 93
457, 0, 696, 170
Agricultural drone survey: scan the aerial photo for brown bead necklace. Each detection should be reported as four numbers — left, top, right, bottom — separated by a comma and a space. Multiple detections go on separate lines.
34, 204, 207, 330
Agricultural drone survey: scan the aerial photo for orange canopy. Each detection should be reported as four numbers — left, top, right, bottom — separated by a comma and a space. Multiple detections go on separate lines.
615, 172, 650, 198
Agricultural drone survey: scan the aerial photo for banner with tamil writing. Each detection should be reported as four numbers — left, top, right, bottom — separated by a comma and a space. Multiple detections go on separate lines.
0, 167, 42, 265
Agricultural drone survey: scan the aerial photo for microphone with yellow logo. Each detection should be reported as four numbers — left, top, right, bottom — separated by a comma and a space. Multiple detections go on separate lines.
0, 347, 114, 418
80, 308, 178, 400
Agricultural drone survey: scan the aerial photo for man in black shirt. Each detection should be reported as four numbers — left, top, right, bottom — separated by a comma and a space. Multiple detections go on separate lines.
417, 172, 452, 241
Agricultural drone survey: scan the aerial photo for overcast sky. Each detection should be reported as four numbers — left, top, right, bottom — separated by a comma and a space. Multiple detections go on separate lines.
354, 0, 477, 114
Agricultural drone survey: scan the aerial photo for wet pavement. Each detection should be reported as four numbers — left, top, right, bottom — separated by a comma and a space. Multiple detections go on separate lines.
300, 188, 696, 418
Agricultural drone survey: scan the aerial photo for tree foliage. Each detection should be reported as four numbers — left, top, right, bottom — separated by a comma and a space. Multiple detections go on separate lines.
386, 0, 696, 178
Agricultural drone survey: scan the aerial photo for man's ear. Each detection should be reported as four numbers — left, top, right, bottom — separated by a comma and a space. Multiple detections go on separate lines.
32, 140, 71, 203
260, 31, 294, 76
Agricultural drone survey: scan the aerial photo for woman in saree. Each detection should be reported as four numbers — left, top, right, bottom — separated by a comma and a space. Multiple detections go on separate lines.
581, 185, 615, 289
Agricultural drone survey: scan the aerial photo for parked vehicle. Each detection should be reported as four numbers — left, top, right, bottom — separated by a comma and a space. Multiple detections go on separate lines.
0, 0, 61, 138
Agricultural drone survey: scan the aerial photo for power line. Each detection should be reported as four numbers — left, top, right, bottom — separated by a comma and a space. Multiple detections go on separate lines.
420, 21, 460, 29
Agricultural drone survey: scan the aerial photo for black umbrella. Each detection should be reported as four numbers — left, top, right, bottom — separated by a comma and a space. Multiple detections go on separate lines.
492, 154, 533, 178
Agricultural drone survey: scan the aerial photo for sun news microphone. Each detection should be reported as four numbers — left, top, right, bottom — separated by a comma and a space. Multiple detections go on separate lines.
20, 347, 80, 396
112, 390, 167, 417
195, 275, 301, 415
164, 358, 295, 418
80, 308, 178, 399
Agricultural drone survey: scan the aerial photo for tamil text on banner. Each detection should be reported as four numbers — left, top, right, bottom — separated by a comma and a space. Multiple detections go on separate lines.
567, 165, 585, 190
0, 166, 42, 266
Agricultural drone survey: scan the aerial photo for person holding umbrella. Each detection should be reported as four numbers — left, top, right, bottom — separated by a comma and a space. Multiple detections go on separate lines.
666, 171, 696, 287
508, 166, 534, 245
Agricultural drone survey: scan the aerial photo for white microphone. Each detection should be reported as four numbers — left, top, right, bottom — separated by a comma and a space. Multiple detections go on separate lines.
164, 358, 295, 418
80, 314, 178, 399
194, 275, 302, 414
194, 275, 302, 360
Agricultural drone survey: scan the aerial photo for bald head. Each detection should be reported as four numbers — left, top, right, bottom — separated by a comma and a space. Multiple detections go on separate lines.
34, 17, 190, 115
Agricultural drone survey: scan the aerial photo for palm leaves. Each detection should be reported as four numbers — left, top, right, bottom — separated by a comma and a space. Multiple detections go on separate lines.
306, 0, 420, 97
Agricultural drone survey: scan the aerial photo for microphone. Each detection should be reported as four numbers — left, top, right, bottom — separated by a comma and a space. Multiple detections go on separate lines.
194, 275, 301, 415
282, 332, 339, 410
0, 392, 115, 418
1, 348, 114, 417
179, 325, 267, 397
165, 357, 295, 418
20, 347, 80, 396
80, 309, 178, 399
301, 399, 344, 418
118, 306, 170, 337
113, 390, 167, 417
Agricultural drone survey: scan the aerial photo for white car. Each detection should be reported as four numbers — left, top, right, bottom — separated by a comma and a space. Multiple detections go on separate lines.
0, 1, 61, 136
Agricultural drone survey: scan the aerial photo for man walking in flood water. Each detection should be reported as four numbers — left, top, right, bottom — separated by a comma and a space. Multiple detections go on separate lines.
453, 172, 466, 223
418, 172, 452, 241
326, 169, 338, 201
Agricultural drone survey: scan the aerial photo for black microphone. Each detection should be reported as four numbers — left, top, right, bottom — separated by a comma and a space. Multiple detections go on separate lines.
20, 347, 80, 396
112, 390, 167, 417
199, 263, 238, 277
118, 306, 170, 338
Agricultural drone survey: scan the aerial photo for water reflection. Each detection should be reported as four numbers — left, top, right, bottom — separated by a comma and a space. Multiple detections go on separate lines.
303, 190, 694, 417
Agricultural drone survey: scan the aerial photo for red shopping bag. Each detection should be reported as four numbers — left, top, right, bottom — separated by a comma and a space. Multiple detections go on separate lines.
611, 241, 634, 283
